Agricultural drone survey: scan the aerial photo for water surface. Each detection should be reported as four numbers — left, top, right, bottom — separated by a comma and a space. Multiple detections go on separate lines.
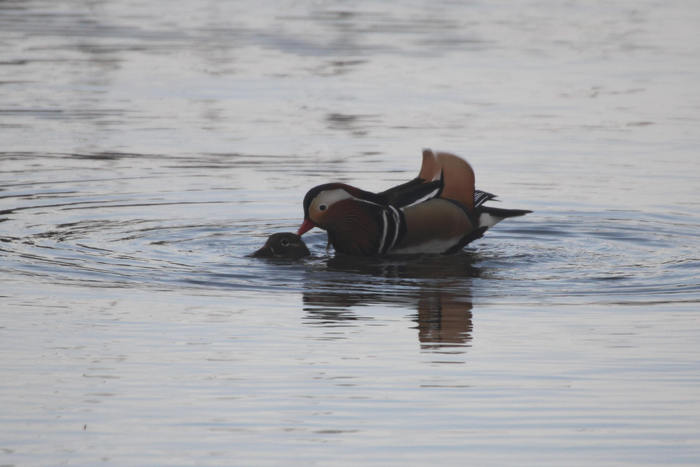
1, 1, 700, 465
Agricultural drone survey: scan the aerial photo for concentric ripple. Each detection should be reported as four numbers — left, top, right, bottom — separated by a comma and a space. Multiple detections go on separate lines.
2, 152, 698, 307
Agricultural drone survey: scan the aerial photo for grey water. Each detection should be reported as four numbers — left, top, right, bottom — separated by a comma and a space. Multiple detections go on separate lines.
1, 0, 700, 465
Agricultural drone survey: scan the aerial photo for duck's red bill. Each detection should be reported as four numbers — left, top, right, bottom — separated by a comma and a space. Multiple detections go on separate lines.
297, 219, 314, 236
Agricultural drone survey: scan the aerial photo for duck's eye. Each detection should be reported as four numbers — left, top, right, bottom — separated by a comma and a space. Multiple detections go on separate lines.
281, 239, 290, 247
319, 204, 327, 211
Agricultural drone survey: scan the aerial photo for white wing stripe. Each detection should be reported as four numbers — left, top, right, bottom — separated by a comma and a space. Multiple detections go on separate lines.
387, 206, 401, 251
377, 210, 388, 254
403, 187, 440, 208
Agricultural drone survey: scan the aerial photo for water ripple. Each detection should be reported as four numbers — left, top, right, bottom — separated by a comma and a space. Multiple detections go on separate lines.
2, 186, 697, 307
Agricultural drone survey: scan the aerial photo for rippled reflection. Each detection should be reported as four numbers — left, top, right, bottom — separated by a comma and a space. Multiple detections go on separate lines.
302, 254, 476, 352
413, 292, 473, 350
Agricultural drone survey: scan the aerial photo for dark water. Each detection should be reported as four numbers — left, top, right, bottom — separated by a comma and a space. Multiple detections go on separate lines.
1, 1, 700, 465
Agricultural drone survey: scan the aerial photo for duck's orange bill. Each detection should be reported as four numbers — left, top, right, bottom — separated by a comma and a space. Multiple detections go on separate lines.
297, 219, 314, 236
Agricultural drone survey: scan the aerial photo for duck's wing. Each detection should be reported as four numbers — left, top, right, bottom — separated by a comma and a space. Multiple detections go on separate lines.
379, 150, 493, 211
418, 149, 475, 210
377, 177, 443, 208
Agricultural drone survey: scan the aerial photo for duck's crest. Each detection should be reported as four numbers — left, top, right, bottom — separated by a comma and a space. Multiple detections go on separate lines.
302, 182, 384, 216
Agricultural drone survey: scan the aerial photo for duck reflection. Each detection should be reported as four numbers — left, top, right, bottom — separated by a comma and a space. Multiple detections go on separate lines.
302, 253, 479, 353
413, 293, 473, 351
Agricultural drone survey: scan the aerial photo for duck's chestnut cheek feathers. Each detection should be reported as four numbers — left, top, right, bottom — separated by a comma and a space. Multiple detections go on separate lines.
298, 187, 353, 236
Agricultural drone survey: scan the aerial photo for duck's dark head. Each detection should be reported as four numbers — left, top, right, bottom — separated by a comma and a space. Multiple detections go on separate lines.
297, 183, 381, 236
252, 232, 310, 259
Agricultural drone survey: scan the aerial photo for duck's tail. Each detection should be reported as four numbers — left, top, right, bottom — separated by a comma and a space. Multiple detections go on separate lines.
477, 206, 532, 228
418, 149, 475, 211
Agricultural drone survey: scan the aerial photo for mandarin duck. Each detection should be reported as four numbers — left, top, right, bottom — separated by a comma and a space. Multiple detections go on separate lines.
297, 149, 531, 256
252, 232, 310, 259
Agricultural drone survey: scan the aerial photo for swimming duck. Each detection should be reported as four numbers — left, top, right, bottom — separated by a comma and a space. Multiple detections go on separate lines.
252, 232, 310, 259
297, 149, 530, 255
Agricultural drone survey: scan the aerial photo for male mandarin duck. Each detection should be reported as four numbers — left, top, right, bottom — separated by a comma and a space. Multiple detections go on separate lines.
297, 149, 531, 256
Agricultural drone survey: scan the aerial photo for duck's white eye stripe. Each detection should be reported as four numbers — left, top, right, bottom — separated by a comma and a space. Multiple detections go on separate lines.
315, 188, 353, 209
